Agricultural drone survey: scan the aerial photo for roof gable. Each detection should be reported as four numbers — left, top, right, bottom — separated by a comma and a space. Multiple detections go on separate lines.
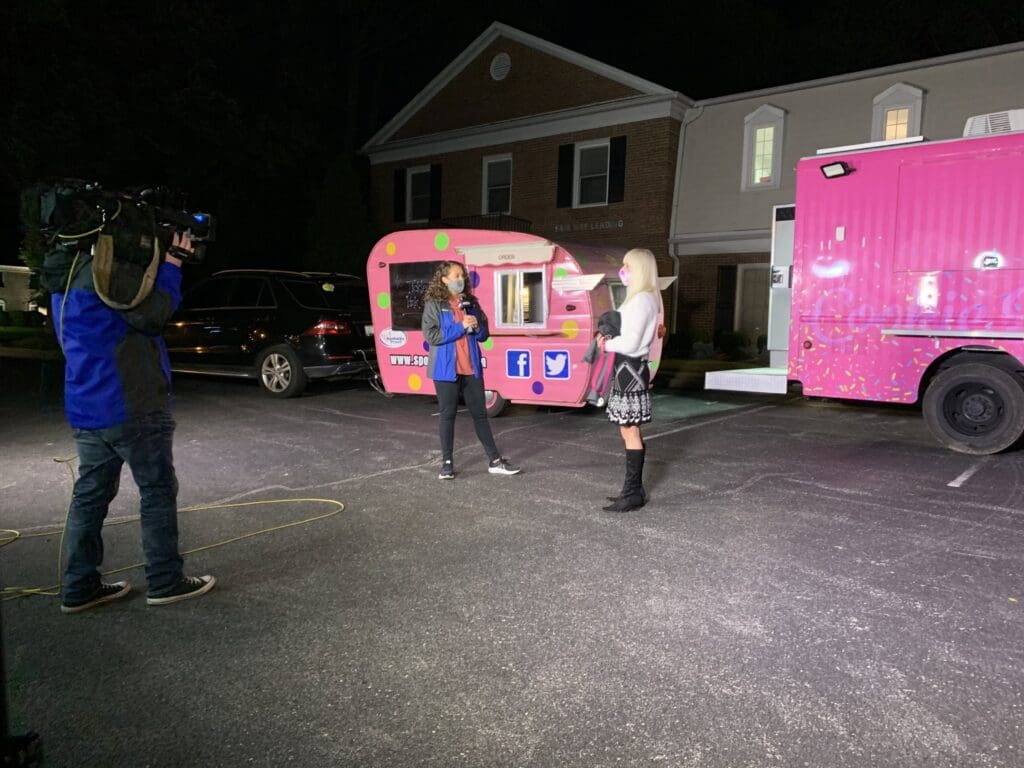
364, 22, 676, 149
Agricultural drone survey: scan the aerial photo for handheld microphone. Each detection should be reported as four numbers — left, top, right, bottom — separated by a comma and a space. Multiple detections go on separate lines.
459, 294, 476, 332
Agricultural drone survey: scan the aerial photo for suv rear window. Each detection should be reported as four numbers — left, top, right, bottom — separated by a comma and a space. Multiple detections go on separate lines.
278, 278, 370, 312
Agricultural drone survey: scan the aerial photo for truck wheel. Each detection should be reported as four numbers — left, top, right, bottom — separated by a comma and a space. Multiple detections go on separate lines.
257, 345, 307, 398
484, 389, 507, 417
922, 363, 1024, 454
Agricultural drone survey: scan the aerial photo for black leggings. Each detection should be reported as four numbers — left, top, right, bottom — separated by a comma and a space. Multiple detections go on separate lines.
435, 375, 500, 463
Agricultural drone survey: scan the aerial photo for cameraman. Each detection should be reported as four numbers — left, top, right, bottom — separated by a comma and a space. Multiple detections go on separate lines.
46, 231, 216, 613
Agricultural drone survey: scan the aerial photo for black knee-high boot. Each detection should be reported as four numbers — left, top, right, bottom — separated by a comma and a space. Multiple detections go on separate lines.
603, 448, 646, 512
606, 446, 647, 504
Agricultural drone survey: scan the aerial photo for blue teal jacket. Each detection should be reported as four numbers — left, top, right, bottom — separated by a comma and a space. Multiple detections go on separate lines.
422, 297, 489, 382
47, 250, 182, 429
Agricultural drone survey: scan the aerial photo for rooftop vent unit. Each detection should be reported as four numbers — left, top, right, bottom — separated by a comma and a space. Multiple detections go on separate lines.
963, 109, 1024, 136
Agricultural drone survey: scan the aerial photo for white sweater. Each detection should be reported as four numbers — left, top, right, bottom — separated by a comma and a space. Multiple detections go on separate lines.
604, 292, 659, 358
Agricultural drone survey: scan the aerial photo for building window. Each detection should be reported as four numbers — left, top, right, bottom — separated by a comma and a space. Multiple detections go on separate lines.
482, 155, 512, 215
742, 105, 785, 191
495, 269, 546, 328
575, 141, 609, 207
407, 166, 431, 223
872, 83, 924, 142
884, 107, 910, 140
557, 137, 626, 208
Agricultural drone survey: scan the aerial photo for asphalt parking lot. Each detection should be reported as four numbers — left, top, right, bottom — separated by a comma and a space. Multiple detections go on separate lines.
2, 362, 1023, 767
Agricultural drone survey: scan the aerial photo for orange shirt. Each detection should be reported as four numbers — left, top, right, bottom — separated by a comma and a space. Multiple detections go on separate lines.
448, 296, 474, 375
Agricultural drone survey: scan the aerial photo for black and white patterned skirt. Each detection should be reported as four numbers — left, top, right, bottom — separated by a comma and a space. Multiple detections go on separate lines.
605, 354, 652, 426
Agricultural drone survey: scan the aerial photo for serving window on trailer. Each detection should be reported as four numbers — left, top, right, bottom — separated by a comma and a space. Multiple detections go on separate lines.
387, 260, 445, 331
493, 267, 547, 328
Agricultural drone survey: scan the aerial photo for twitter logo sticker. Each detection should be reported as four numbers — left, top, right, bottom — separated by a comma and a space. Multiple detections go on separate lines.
543, 350, 570, 379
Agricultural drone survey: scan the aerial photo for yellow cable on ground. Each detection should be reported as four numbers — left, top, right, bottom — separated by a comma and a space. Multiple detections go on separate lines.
1, 479, 346, 602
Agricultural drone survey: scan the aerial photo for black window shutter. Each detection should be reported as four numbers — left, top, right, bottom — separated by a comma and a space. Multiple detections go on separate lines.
608, 136, 627, 203
556, 144, 575, 208
393, 168, 406, 223
429, 164, 443, 221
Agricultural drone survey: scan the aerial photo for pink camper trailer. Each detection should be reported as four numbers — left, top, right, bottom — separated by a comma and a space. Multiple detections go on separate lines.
367, 229, 669, 415
707, 118, 1024, 454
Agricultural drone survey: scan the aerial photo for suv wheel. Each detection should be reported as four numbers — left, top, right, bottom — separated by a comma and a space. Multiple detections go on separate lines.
257, 345, 307, 398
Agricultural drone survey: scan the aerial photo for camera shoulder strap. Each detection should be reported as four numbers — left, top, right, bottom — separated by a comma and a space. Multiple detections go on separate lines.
91, 233, 162, 310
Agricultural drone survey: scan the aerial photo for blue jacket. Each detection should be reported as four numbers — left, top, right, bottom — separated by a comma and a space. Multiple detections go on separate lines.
47, 250, 182, 429
421, 298, 489, 382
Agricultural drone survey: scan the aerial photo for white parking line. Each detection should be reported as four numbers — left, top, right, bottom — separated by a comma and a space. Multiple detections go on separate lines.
644, 403, 778, 441
947, 459, 989, 488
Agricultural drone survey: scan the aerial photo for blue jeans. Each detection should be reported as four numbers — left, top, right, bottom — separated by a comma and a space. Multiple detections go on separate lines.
62, 411, 184, 602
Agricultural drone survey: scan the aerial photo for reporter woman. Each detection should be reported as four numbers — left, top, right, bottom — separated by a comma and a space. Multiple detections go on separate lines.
421, 261, 520, 480
597, 248, 662, 512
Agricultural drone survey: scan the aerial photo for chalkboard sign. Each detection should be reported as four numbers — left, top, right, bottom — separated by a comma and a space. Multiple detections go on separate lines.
389, 261, 446, 330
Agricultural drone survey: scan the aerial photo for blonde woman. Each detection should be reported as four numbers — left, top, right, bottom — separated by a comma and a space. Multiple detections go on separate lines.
422, 261, 520, 480
596, 248, 662, 512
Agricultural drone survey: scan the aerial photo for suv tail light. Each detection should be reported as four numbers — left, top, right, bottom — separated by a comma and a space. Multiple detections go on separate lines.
303, 320, 352, 336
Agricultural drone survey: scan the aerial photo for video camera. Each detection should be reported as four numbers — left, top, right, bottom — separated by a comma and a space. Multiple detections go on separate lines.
22, 178, 215, 264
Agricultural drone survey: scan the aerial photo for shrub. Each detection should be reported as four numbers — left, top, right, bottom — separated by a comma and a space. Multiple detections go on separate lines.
0, 310, 9, 326
662, 327, 710, 359
8, 311, 28, 327
718, 330, 749, 359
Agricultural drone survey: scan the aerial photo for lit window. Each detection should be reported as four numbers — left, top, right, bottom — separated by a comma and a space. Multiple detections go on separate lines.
872, 83, 924, 142
884, 107, 910, 140
495, 269, 545, 327
753, 126, 775, 185
742, 105, 785, 191
482, 156, 512, 215
575, 142, 609, 206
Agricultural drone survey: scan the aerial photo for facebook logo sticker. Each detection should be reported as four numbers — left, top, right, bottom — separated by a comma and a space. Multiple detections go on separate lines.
543, 350, 570, 379
506, 349, 531, 379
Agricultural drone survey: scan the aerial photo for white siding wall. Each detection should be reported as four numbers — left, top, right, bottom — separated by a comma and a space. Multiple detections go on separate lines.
674, 47, 1024, 242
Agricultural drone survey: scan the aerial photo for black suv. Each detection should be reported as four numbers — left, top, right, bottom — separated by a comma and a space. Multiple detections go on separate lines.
165, 269, 376, 397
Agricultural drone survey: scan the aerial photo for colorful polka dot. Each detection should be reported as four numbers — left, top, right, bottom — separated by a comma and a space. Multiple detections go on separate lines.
422, 340, 429, 352
434, 232, 449, 251
376, 293, 390, 309
482, 338, 494, 351
408, 373, 423, 391
385, 241, 397, 256
554, 266, 568, 278
470, 270, 480, 288
531, 381, 544, 395
561, 319, 580, 339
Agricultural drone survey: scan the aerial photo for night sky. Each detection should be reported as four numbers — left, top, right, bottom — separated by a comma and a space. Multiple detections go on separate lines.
3, 0, 1022, 276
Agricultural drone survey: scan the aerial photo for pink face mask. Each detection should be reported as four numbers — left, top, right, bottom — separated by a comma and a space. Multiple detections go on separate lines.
618, 266, 630, 286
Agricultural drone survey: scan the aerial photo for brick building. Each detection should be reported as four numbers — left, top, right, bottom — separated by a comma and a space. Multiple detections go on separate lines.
361, 23, 690, 326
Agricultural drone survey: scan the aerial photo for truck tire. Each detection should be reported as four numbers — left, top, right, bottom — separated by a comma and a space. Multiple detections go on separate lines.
484, 389, 507, 418
922, 362, 1024, 454
257, 345, 307, 398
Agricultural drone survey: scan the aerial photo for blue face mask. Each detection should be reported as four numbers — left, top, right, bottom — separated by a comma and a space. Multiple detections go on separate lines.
447, 278, 465, 294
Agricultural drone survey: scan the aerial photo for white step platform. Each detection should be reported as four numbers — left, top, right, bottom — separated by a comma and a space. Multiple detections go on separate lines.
704, 367, 789, 394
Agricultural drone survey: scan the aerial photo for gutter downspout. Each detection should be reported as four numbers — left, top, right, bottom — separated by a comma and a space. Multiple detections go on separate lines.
667, 103, 704, 333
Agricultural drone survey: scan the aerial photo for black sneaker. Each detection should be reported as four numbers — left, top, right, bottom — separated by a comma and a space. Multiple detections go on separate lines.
147, 575, 216, 606
438, 460, 455, 480
488, 457, 521, 475
61, 581, 132, 614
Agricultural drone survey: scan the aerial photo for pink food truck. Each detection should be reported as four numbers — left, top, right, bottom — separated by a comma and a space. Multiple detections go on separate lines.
367, 229, 670, 416
707, 114, 1024, 454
